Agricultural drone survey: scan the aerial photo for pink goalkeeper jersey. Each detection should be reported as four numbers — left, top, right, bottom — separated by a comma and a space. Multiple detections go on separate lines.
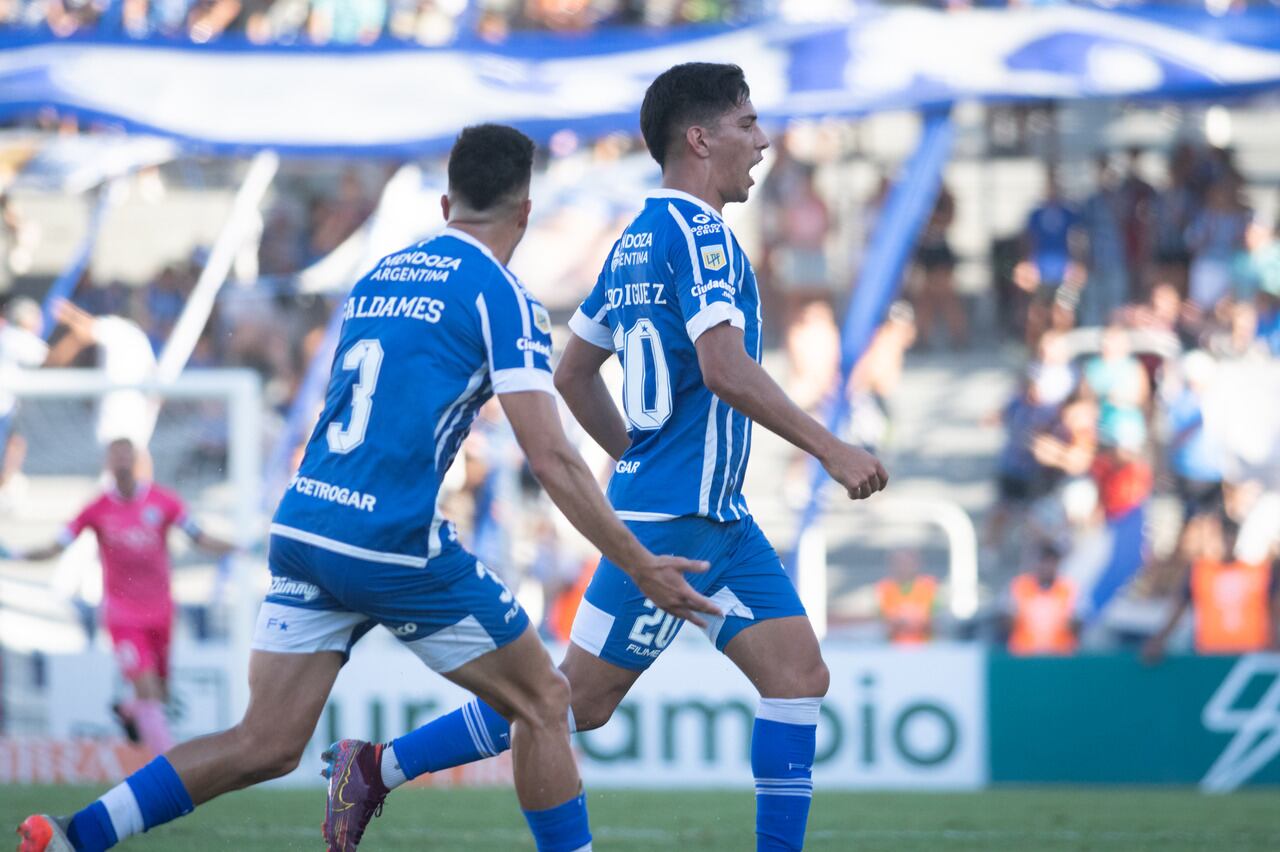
60, 483, 194, 627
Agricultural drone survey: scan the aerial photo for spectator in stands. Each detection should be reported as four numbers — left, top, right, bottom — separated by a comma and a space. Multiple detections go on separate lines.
1031, 394, 1098, 481
1082, 324, 1149, 456
1143, 516, 1279, 661
0, 297, 48, 509
1118, 146, 1155, 299
763, 139, 841, 475
78, 277, 135, 319
121, 0, 195, 38
307, 0, 386, 44
1006, 539, 1079, 656
42, 0, 106, 36
1090, 416, 1152, 525
387, 0, 460, 44
1206, 298, 1268, 362
185, 0, 240, 41
141, 263, 188, 351
1150, 142, 1197, 297
984, 375, 1061, 555
258, 205, 308, 276
877, 549, 937, 646
1, 191, 35, 280
50, 299, 162, 455
1016, 168, 1084, 349
1256, 238, 1280, 355
847, 300, 917, 452
912, 184, 966, 349
1079, 155, 1128, 328
1185, 178, 1249, 311
308, 168, 375, 258
1121, 279, 1199, 350
1028, 329, 1076, 408
1165, 350, 1225, 524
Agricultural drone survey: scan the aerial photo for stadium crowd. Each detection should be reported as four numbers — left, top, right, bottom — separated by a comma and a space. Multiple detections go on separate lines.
0, 0, 754, 44
2, 111, 1277, 655
975, 143, 1280, 656
5, 0, 1280, 47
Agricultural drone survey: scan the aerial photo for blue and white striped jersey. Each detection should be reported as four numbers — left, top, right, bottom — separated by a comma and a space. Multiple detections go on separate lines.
569, 189, 762, 523
272, 228, 554, 567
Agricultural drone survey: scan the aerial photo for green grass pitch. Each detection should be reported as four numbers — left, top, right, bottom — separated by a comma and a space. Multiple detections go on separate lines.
4, 786, 1278, 850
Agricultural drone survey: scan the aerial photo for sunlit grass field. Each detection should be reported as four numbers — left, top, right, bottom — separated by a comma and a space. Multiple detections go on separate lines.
5, 785, 1279, 850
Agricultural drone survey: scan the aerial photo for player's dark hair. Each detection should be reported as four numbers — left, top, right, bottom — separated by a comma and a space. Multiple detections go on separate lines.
640, 63, 750, 169
447, 124, 535, 212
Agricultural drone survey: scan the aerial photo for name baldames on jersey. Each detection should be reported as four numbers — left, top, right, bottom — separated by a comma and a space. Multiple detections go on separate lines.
342, 294, 446, 324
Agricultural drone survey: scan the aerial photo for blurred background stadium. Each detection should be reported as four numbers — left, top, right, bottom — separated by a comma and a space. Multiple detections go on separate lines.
1, 0, 1279, 847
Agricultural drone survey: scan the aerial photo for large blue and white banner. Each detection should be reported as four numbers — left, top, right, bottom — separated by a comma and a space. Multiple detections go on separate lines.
1, 7, 1279, 155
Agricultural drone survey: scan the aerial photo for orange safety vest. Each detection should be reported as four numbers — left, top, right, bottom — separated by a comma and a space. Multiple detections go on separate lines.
1008, 573, 1078, 656
547, 559, 595, 643
877, 576, 937, 644
1191, 558, 1273, 654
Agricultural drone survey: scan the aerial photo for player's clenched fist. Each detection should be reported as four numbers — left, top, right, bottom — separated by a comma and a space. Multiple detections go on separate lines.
632, 555, 721, 628
820, 442, 889, 501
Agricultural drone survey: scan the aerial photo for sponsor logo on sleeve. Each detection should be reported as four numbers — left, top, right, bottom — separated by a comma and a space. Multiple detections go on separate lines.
700, 245, 727, 272
532, 303, 552, 335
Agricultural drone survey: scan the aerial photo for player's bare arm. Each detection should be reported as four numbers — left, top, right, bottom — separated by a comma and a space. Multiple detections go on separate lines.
0, 540, 65, 561
695, 322, 888, 501
191, 530, 237, 556
498, 388, 720, 626
553, 334, 631, 462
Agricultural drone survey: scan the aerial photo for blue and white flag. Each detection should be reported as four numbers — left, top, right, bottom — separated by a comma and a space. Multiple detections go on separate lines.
1, 7, 1278, 155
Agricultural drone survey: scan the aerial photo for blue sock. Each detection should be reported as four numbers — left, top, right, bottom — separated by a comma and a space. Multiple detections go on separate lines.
523, 793, 592, 852
66, 803, 115, 852
389, 698, 512, 780
67, 756, 194, 851
752, 697, 821, 852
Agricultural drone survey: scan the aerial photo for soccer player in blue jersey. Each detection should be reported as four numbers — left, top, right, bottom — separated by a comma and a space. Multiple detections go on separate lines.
16, 124, 717, 852
318, 65, 888, 851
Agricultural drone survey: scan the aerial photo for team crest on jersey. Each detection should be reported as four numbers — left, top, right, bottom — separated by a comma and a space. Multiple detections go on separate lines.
700, 245, 727, 271
532, 303, 551, 335
692, 213, 712, 224
142, 506, 163, 527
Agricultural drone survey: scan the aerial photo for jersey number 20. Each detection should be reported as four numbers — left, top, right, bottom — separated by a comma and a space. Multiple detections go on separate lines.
614, 319, 672, 430
327, 338, 384, 454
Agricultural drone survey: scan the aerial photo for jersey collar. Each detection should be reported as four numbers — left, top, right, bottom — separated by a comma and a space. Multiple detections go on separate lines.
646, 189, 723, 222
108, 480, 151, 503
441, 226, 506, 270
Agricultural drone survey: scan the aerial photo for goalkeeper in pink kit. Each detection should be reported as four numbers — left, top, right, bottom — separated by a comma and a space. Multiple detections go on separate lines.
1, 437, 235, 753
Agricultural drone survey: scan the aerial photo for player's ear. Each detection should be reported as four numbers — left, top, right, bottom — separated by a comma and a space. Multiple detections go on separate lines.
440, 193, 451, 221
517, 198, 532, 229
686, 125, 711, 160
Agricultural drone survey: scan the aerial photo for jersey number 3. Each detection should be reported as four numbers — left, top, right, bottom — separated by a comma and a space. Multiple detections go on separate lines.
327, 338, 384, 454
614, 318, 672, 430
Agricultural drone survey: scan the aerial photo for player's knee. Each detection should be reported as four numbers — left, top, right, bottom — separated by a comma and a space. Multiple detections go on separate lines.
233, 723, 306, 782
766, 656, 829, 699
258, 744, 304, 780
567, 695, 616, 733
567, 679, 630, 732
512, 667, 572, 730
804, 658, 831, 698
